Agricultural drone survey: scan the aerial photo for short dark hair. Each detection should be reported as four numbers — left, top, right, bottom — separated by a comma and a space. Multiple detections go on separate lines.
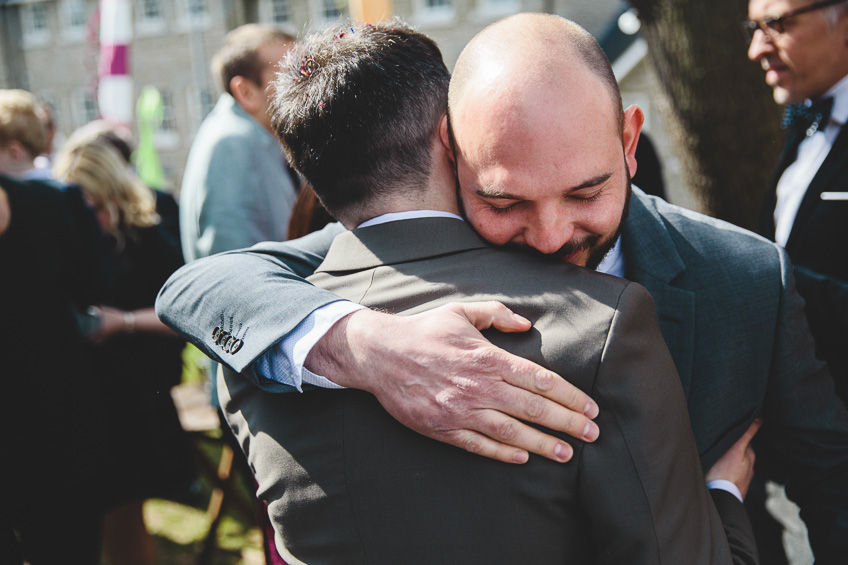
271, 20, 450, 225
212, 24, 295, 95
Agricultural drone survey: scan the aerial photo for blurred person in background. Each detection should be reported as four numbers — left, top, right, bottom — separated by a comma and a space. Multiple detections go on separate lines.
1, 171, 112, 562
747, 1, 848, 561
180, 24, 298, 266
54, 135, 192, 565
179, 27, 299, 562
31, 101, 57, 175
71, 119, 182, 253
0, 89, 49, 179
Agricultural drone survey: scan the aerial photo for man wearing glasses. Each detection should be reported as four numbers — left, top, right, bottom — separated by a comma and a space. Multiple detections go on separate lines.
745, 1, 848, 561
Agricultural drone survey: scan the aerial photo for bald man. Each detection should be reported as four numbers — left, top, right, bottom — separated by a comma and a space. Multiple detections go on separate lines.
157, 13, 848, 561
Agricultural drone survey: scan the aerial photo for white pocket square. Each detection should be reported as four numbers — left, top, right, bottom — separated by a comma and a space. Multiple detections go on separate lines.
820, 192, 848, 201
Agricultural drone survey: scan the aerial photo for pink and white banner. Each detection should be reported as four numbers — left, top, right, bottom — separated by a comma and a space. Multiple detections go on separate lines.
98, 0, 132, 125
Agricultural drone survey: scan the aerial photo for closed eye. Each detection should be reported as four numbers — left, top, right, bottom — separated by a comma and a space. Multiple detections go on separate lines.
489, 203, 517, 214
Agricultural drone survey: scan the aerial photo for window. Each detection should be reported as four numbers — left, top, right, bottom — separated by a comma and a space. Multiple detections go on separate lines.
317, 0, 348, 23
159, 90, 177, 133
23, 2, 51, 45
178, 0, 211, 29
188, 0, 208, 17
83, 92, 98, 123
142, 0, 163, 20
186, 87, 216, 132
136, 0, 166, 34
271, 0, 292, 24
61, 0, 90, 40
413, 0, 455, 26
30, 3, 49, 32
154, 89, 180, 148
73, 90, 99, 128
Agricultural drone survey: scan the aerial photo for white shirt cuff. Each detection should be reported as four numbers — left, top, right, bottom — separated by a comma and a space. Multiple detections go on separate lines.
290, 300, 365, 389
706, 479, 743, 503
254, 300, 364, 391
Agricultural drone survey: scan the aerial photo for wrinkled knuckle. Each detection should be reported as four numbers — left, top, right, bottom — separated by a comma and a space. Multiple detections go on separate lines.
435, 390, 465, 419
534, 370, 555, 392
525, 394, 546, 420
496, 419, 520, 441
470, 346, 502, 371
463, 437, 483, 454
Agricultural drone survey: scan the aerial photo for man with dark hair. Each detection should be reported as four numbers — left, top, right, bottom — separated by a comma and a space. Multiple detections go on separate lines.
158, 12, 848, 562
191, 20, 757, 564
180, 24, 298, 265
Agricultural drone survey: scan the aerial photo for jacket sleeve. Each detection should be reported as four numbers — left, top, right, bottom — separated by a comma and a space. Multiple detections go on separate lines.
711, 489, 759, 565
578, 282, 757, 564
155, 221, 346, 376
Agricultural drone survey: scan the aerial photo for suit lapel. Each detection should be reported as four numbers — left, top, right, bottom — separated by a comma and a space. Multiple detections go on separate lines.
785, 122, 848, 250
317, 217, 490, 273
622, 191, 697, 401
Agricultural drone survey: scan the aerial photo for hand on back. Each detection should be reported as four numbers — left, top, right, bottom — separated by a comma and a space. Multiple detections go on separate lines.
306, 301, 600, 464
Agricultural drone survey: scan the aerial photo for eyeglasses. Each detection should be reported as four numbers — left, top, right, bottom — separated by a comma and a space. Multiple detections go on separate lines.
743, 0, 847, 43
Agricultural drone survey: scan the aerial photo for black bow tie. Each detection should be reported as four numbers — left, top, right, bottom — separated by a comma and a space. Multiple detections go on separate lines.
782, 96, 834, 137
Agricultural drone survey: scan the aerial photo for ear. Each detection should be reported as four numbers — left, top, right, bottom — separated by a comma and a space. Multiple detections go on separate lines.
439, 114, 456, 166
7, 140, 26, 161
622, 105, 644, 179
230, 75, 262, 114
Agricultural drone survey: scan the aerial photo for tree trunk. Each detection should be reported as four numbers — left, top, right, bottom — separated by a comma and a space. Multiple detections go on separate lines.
627, 0, 785, 231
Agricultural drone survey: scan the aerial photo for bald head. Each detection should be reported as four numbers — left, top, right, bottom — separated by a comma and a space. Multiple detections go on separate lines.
449, 13, 623, 135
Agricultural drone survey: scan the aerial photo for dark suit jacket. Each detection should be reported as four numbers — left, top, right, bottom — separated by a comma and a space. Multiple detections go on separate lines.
758, 122, 848, 402
625, 190, 848, 562
157, 190, 848, 562
217, 217, 752, 564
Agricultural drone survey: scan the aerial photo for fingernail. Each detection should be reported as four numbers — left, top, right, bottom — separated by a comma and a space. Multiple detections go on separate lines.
513, 450, 529, 464
583, 421, 599, 441
583, 400, 598, 419
554, 443, 572, 461
513, 313, 530, 324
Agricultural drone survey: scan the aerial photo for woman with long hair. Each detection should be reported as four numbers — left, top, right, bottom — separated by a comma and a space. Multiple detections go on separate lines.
54, 133, 193, 565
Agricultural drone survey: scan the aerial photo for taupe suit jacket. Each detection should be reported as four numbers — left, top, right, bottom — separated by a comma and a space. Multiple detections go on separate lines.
219, 217, 753, 564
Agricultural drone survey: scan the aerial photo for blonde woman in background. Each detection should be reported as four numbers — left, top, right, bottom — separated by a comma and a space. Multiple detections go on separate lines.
54, 135, 193, 565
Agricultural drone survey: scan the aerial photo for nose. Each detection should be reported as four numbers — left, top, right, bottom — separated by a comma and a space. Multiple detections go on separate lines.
523, 210, 573, 255
747, 29, 772, 61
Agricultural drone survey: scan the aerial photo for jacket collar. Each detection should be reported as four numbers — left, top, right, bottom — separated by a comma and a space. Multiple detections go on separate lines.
622, 189, 696, 400
316, 217, 490, 273
622, 189, 686, 284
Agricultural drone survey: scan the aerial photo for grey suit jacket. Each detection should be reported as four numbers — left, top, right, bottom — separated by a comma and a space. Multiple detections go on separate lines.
218, 217, 747, 564
179, 93, 296, 263
157, 189, 848, 561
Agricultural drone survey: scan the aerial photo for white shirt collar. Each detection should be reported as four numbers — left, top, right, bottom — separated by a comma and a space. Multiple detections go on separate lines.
815, 72, 848, 127
596, 236, 625, 278
357, 210, 463, 228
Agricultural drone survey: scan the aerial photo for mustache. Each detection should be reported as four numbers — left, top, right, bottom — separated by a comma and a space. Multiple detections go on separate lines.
504, 235, 601, 263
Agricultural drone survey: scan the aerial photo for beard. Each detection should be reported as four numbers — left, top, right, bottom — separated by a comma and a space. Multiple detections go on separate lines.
456, 160, 633, 271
